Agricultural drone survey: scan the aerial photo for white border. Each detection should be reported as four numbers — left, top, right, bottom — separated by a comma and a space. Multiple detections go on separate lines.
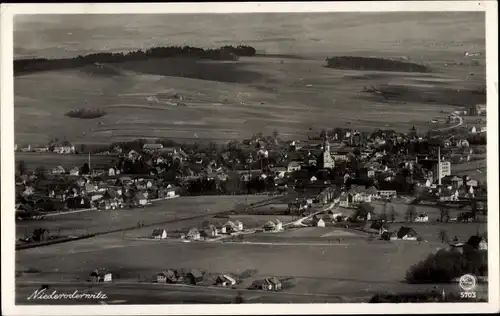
1, 2, 498, 315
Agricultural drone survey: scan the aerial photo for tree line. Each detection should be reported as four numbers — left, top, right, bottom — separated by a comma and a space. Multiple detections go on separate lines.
15, 45, 257, 75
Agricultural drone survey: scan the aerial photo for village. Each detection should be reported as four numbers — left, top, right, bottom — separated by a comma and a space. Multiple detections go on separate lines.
14, 113, 489, 300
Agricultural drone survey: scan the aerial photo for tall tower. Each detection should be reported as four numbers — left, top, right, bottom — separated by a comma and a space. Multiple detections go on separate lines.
324, 131, 330, 153
437, 146, 442, 186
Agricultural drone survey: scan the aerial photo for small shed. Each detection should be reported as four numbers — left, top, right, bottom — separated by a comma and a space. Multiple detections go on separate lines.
89, 269, 112, 283
157, 269, 177, 283
152, 229, 167, 239
186, 269, 204, 285
396, 226, 418, 240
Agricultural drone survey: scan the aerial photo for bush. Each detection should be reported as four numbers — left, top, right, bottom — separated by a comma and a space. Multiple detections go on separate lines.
405, 248, 487, 283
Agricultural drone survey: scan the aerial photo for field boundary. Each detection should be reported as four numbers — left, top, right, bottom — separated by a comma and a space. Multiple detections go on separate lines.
16, 195, 287, 251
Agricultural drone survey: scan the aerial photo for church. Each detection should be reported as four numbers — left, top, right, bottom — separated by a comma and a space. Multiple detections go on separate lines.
316, 133, 335, 169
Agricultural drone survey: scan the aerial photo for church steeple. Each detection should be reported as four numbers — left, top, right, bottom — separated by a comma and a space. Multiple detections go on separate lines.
324, 131, 330, 153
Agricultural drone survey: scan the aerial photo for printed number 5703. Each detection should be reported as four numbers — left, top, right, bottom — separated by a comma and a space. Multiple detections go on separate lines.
460, 292, 476, 299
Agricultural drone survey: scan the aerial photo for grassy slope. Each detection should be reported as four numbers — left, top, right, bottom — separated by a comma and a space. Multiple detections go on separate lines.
14, 13, 485, 145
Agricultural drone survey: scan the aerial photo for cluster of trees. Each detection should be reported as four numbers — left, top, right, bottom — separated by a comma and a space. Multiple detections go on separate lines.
406, 247, 487, 283
15, 45, 257, 75
65, 108, 106, 119
183, 176, 276, 196
325, 56, 430, 73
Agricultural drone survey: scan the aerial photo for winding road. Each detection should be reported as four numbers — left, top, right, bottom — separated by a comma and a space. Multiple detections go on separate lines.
433, 113, 463, 132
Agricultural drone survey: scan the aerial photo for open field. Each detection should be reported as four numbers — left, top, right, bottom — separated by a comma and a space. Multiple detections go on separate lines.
15, 195, 270, 240
15, 224, 486, 302
452, 159, 487, 183
14, 13, 485, 145
15, 152, 118, 171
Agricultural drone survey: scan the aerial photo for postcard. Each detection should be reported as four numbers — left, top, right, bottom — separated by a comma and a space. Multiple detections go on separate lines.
1, 2, 498, 315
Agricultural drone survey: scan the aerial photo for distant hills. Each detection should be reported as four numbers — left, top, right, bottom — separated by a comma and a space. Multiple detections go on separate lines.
14, 45, 257, 76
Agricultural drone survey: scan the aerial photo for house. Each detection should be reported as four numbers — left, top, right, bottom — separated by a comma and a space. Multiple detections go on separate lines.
223, 221, 238, 234
157, 269, 177, 283
313, 217, 326, 227
394, 226, 418, 240
186, 269, 204, 285
466, 236, 488, 251
215, 274, 237, 287
203, 225, 218, 238
108, 167, 119, 176
53, 145, 75, 154
287, 161, 302, 173
310, 176, 318, 183
337, 193, 352, 208
263, 220, 282, 232
151, 229, 167, 239
135, 192, 148, 206
234, 220, 244, 231
50, 165, 66, 175
377, 190, 397, 200
187, 227, 200, 240
143, 143, 163, 151
89, 269, 112, 283
251, 277, 282, 291
414, 213, 429, 223
69, 167, 80, 176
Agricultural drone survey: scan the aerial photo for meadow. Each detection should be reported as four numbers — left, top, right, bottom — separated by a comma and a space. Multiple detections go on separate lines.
15, 195, 269, 240
14, 13, 485, 146
15, 152, 117, 171
16, 222, 486, 301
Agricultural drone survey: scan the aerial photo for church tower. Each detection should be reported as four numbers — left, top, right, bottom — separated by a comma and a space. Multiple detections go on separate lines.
318, 131, 335, 169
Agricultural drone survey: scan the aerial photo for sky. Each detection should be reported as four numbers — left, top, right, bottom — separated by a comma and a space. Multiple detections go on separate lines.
14, 12, 485, 59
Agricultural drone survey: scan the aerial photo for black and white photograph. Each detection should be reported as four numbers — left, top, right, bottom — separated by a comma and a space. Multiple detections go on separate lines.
1, 2, 498, 315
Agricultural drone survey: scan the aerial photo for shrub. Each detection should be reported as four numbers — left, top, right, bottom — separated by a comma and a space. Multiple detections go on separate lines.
405, 248, 487, 283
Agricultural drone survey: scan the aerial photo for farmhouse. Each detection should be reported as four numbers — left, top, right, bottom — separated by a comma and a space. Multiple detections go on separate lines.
151, 229, 167, 239
89, 269, 112, 283
186, 269, 204, 285
215, 274, 237, 287
251, 277, 282, 291
69, 167, 80, 176
157, 269, 177, 284
187, 228, 201, 240
394, 226, 418, 240
414, 213, 429, 223
313, 217, 326, 227
202, 225, 218, 238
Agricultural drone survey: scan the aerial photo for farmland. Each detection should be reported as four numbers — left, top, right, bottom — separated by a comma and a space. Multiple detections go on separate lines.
14, 13, 485, 145
16, 220, 486, 303
15, 195, 270, 240
16, 152, 118, 171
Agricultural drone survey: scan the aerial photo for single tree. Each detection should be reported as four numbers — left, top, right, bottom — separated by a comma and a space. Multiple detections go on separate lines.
381, 202, 388, 222
406, 205, 417, 222
417, 236, 424, 244
389, 205, 397, 223
81, 162, 90, 175
17, 160, 26, 175
439, 207, 450, 222
438, 230, 449, 243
